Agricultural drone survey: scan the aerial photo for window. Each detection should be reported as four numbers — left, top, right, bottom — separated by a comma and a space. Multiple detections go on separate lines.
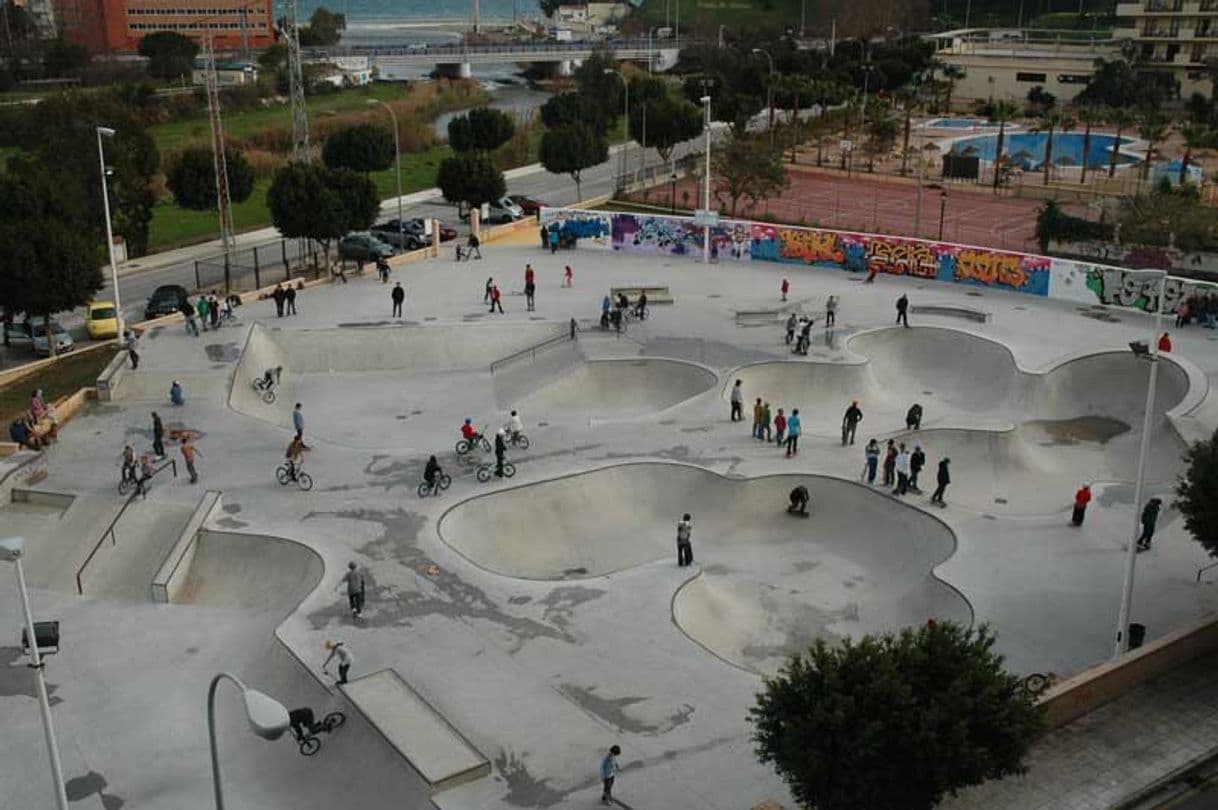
1016, 72, 1047, 82
1057, 74, 1090, 84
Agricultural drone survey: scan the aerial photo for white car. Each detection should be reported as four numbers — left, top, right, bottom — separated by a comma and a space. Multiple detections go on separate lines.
5, 319, 74, 356
486, 196, 524, 223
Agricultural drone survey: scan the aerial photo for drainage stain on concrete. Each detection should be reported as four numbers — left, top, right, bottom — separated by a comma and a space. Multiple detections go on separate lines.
557, 683, 694, 735
494, 750, 568, 808
204, 342, 240, 363
1029, 415, 1130, 445
0, 646, 61, 705
215, 516, 249, 529
65, 770, 124, 810
539, 586, 605, 630
508, 595, 532, 605
222, 502, 241, 513
791, 560, 821, 573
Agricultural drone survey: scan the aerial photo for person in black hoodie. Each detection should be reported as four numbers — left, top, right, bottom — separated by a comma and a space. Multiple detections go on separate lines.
841, 401, 863, 445
909, 445, 926, 492
930, 458, 951, 505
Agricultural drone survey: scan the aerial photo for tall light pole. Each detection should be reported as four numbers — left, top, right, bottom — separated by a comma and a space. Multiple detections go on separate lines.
752, 48, 775, 148
701, 94, 712, 263
96, 127, 123, 337
208, 672, 291, 810
605, 69, 629, 192
1114, 271, 1169, 658
0, 537, 68, 810
367, 99, 403, 247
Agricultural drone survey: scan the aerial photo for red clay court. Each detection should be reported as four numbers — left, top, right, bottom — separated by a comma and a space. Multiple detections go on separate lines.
633, 168, 1066, 253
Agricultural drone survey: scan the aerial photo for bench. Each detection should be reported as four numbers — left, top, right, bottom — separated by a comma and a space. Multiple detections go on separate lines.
610, 285, 673, 305
910, 304, 991, 323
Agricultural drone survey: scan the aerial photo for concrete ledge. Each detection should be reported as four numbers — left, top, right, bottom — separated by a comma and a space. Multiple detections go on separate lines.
341, 668, 490, 792
95, 350, 130, 403
0, 451, 47, 499
0, 339, 117, 389
150, 490, 223, 603
1040, 612, 1218, 729
11, 488, 74, 511
910, 304, 991, 323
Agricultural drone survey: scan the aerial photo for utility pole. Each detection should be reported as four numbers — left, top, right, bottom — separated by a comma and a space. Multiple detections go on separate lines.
204, 36, 236, 289
285, 0, 309, 161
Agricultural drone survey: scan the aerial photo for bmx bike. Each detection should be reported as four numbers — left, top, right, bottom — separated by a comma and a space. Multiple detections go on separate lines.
276, 463, 313, 491
417, 473, 453, 498
476, 461, 516, 482
293, 710, 346, 756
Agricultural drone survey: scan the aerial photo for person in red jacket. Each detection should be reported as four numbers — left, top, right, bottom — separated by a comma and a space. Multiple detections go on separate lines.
1158, 332, 1172, 353
490, 284, 504, 314
780, 278, 789, 301
1071, 484, 1091, 526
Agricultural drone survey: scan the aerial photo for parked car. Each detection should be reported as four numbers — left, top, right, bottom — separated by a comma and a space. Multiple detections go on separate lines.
4, 320, 33, 348
512, 195, 549, 216
32, 321, 74, 356
370, 222, 429, 252
407, 218, 457, 242
459, 197, 524, 224
85, 300, 119, 340
338, 232, 396, 262
144, 284, 189, 321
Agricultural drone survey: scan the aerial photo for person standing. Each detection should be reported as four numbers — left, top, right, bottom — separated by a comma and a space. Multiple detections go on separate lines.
752, 398, 764, 439
825, 295, 837, 326
180, 435, 200, 484
539, 223, 548, 250
293, 402, 306, 442
286, 284, 297, 315
896, 294, 909, 327
780, 278, 789, 302
196, 294, 210, 331
525, 265, 536, 312
391, 282, 405, 318
494, 429, 508, 477
730, 380, 744, 422
785, 313, 797, 345
761, 402, 772, 441
841, 401, 863, 446
600, 745, 621, 806
909, 445, 926, 492
549, 226, 559, 253
484, 277, 494, 303
863, 439, 880, 484
272, 284, 286, 317
893, 443, 910, 496
1136, 497, 1163, 552
208, 291, 221, 329
490, 284, 504, 314
676, 514, 693, 566
124, 329, 140, 369
322, 640, 353, 685
337, 561, 365, 617
785, 409, 801, 457
181, 299, 199, 336
882, 439, 897, 488
774, 408, 786, 446
564, 265, 573, 287
151, 411, 165, 458
1072, 484, 1092, 527
906, 403, 923, 430
930, 458, 951, 506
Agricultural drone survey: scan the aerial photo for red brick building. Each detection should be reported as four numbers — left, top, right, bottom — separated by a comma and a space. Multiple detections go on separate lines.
58, 0, 275, 54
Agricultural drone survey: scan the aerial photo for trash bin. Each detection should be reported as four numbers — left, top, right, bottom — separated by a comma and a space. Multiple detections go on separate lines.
1128, 623, 1147, 650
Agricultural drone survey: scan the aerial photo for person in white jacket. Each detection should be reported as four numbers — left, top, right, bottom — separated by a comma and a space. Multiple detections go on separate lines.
893, 444, 911, 496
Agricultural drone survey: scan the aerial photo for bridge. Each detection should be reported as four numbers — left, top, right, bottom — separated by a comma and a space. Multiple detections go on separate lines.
303, 38, 681, 77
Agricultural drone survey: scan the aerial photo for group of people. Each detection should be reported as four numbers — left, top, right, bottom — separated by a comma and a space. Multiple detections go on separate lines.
8, 389, 56, 451
782, 296, 839, 354
1174, 293, 1218, 329
1072, 485, 1163, 552
180, 291, 238, 335
600, 291, 647, 331
732, 381, 804, 457
270, 283, 300, 318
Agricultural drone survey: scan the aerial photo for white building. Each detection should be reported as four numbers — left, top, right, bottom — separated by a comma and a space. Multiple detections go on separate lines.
1115, 0, 1218, 97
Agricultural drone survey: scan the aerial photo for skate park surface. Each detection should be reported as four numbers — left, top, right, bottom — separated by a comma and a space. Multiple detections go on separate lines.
3, 242, 1218, 810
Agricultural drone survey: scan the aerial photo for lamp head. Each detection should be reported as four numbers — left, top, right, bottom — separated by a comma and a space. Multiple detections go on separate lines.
700, 95, 711, 104
0, 536, 24, 562
365, 100, 378, 107
242, 688, 290, 740
97, 126, 116, 138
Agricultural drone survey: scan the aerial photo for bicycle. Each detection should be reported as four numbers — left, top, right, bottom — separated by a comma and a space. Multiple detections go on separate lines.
503, 431, 530, 450
294, 711, 346, 756
455, 433, 492, 455
251, 376, 277, 404
417, 473, 453, 498
118, 465, 139, 496
276, 463, 314, 491
476, 461, 516, 482
1018, 672, 1057, 699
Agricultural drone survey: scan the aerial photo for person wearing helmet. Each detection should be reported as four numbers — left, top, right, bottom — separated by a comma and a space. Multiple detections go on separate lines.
494, 428, 508, 477
461, 418, 480, 445
507, 409, 524, 442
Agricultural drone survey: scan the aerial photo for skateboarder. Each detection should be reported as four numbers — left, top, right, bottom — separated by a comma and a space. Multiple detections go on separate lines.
896, 294, 910, 327
905, 403, 923, 430
785, 409, 801, 457
337, 561, 365, 617
676, 514, 693, 566
322, 640, 353, 685
825, 295, 837, 326
1072, 484, 1092, 526
600, 745, 621, 805
1136, 497, 1163, 552
909, 445, 926, 492
930, 458, 951, 506
787, 485, 810, 515
842, 401, 863, 445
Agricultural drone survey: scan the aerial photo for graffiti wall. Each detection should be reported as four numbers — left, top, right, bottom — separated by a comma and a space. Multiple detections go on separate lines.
749, 224, 1051, 296
609, 213, 753, 261
1050, 259, 1218, 312
538, 208, 613, 250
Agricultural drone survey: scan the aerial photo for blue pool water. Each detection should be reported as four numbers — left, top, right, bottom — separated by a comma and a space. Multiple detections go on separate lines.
950, 132, 1140, 169
926, 118, 998, 129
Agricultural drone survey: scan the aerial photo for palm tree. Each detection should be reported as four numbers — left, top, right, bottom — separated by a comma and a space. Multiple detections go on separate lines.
1139, 113, 1169, 183
1108, 106, 1138, 178
774, 75, 815, 163
940, 64, 966, 114
989, 99, 1020, 191
1177, 122, 1210, 185
1035, 106, 1072, 186
1076, 104, 1106, 185
865, 109, 899, 173
896, 85, 922, 176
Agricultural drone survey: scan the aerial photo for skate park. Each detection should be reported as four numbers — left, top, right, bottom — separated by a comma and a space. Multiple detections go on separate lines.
4, 217, 1218, 810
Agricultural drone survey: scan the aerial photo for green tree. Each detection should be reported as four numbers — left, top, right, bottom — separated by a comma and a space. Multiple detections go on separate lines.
540, 91, 609, 136
629, 96, 702, 169
1175, 428, 1218, 560
1034, 106, 1072, 186
137, 31, 199, 81
1076, 104, 1105, 186
166, 145, 255, 210
989, 99, 1020, 191
939, 63, 965, 113
447, 107, 515, 153
539, 122, 607, 201
539, 0, 562, 17
1177, 122, 1210, 185
1139, 113, 1169, 183
713, 133, 788, 216
864, 108, 900, 172
42, 37, 89, 77
435, 152, 506, 209
322, 123, 393, 173
750, 621, 1044, 810
1109, 106, 1138, 178
258, 42, 288, 73
573, 50, 623, 112
267, 162, 375, 265
298, 6, 345, 46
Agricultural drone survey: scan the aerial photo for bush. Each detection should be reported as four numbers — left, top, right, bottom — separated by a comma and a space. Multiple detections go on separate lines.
1035, 199, 1114, 251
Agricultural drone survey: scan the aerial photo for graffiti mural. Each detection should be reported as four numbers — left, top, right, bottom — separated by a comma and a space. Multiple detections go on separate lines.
538, 209, 613, 249
1050, 260, 1218, 312
750, 224, 1050, 295
610, 214, 752, 261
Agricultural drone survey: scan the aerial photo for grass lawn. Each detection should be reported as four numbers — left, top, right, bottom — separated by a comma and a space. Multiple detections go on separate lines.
0, 347, 118, 426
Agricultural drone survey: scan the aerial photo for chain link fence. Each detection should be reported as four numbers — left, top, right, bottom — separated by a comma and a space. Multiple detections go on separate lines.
192, 238, 372, 294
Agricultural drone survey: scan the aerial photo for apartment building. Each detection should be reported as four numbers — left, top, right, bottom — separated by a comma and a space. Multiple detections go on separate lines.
57, 0, 275, 54
1115, 0, 1218, 95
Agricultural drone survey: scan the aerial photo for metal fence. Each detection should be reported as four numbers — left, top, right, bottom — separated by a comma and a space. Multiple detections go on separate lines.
191, 238, 368, 293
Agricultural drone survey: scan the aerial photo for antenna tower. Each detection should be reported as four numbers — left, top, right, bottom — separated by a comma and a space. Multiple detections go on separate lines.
285, 0, 310, 160
204, 36, 236, 271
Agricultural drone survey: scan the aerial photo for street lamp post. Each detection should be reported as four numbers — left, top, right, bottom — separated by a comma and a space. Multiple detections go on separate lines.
96, 127, 124, 337
605, 69, 629, 192
367, 100, 403, 249
752, 48, 775, 148
207, 672, 291, 810
938, 189, 948, 240
0, 537, 68, 810
701, 94, 712, 263
1114, 271, 1169, 658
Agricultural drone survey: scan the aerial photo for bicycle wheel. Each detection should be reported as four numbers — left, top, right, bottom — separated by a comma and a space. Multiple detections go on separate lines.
439, 473, 452, 490
1023, 673, 1049, 695
515, 435, 530, 451
476, 465, 491, 483
455, 439, 470, 455
299, 736, 321, 757
296, 472, 314, 491
503, 463, 516, 478
276, 466, 291, 485
118, 477, 134, 496
478, 436, 492, 453
263, 389, 276, 404
322, 711, 346, 732
417, 481, 431, 498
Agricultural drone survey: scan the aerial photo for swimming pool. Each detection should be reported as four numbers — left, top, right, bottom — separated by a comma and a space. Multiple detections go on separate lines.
949, 131, 1140, 169
925, 117, 1000, 129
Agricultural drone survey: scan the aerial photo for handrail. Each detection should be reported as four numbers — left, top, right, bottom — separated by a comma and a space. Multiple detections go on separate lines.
75, 459, 177, 595
1198, 560, 1218, 584
488, 326, 575, 374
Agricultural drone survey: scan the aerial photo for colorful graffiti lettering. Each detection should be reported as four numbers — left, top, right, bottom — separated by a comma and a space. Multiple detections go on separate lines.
866, 239, 938, 279
953, 249, 1050, 294
1083, 266, 1218, 312
539, 210, 612, 248
611, 213, 751, 260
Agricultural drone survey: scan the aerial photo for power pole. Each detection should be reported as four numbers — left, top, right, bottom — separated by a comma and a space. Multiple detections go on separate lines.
284, 0, 309, 160
204, 36, 236, 289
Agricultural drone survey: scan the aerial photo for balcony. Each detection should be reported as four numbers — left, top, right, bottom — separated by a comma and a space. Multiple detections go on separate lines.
1145, 0, 1183, 11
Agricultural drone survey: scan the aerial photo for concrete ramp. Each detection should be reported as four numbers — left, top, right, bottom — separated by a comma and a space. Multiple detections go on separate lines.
115, 371, 228, 403
514, 358, 718, 421
342, 668, 490, 792
176, 530, 322, 612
